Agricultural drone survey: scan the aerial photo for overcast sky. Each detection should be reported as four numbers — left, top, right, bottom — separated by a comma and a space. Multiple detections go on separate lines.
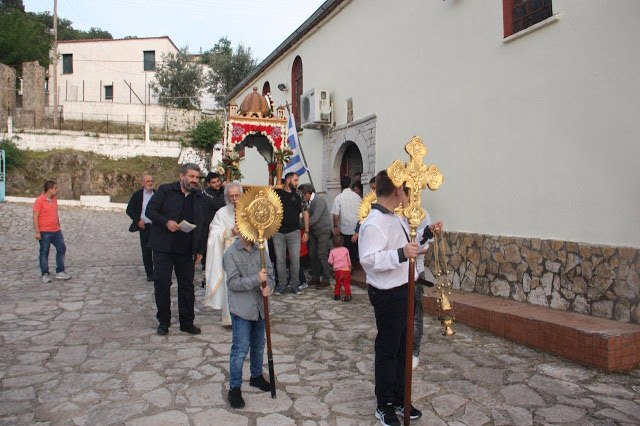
24, 0, 326, 60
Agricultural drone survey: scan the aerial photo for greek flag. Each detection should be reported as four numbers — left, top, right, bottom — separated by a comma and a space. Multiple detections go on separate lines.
283, 113, 308, 176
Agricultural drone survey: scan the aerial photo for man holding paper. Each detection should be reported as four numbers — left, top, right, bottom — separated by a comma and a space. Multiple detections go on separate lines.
146, 163, 209, 336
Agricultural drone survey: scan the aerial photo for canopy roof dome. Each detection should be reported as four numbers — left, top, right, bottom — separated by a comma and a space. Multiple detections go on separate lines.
240, 87, 269, 117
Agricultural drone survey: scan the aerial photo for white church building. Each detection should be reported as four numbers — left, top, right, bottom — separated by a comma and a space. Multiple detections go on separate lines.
226, 0, 640, 324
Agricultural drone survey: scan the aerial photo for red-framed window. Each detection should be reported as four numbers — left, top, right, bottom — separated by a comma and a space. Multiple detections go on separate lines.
291, 56, 303, 130
503, 0, 552, 38
262, 81, 271, 96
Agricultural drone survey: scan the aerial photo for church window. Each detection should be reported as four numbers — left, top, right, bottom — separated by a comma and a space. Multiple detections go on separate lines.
291, 56, 303, 130
503, 0, 552, 38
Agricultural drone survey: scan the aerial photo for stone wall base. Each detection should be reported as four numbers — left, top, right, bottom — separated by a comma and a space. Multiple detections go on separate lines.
425, 232, 640, 324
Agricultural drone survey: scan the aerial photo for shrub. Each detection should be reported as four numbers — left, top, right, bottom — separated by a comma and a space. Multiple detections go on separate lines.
0, 138, 26, 171
189, 117, 223, 151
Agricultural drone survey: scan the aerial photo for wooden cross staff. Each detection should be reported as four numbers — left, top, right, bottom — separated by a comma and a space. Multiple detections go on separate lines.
387, 136, 443, 426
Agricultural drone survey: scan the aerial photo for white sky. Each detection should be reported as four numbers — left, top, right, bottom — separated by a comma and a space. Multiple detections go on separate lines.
24, 0, 327, 60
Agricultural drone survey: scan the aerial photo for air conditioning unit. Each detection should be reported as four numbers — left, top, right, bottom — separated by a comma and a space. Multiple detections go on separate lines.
300, 88, 331, 129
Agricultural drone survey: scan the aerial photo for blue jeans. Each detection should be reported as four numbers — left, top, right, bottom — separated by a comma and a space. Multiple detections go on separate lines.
39, 230, 66, 275
229, 313, 266, 389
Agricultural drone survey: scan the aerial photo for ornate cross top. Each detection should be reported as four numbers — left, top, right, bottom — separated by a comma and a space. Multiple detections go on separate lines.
387, 136, 443, 234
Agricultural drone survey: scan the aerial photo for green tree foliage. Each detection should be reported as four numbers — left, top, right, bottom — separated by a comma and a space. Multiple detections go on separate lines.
151, 47, 205, 110
201, 37, 258, 106
0, 4, 113, 71
0, 0, 24, 12
0, 138, 27, 171
0, 10, 51, 68
189, 117, 224, 151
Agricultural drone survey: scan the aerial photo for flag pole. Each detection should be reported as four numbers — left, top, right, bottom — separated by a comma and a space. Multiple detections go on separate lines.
285, 103, 315, 189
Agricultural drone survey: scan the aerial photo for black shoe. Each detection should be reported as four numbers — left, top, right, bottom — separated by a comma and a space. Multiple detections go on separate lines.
201, 279, 206, 288
179, 324, 201, 335
334, 295, 340, 301
228, 387, 245, 409
249, 375, 271, 392
394, 402, 422, 420
375, 404, 400, 426
157, 322, 169, 336
343, 295, 352, 302
146, 275, 153, 282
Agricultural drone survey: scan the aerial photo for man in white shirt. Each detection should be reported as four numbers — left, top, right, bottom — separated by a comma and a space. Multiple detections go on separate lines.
359, 170, 441, 426
331, 176, 361, 265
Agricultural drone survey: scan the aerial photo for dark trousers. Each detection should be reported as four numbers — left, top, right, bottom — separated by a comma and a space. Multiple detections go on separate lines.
413, 282, 424, 356
309, 228, 332, 282
139, 225, 153, 277
368, 284, 407, 407
153, 250, 195, 327
341, 233, 358, 264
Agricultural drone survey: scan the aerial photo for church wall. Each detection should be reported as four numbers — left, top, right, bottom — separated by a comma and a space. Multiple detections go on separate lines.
230, 0, 640, 322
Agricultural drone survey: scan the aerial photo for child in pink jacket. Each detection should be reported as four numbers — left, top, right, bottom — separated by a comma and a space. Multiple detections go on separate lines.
328, 235, 352, 302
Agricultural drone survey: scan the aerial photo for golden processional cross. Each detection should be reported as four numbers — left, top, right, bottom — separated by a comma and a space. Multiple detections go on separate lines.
386, 136, 443, 426
236, 187, 283, 399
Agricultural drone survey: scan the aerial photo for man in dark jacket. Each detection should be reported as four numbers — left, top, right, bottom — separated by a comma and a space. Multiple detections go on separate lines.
300, 184, 331, 287
126, 174, 155, 281
146, 163, 209, 336
200, 171, 225, 283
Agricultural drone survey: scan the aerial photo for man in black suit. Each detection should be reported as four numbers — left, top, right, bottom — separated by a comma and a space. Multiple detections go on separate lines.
126, 174, 155, 281
200, 171, 225, 285
146, 164, 209, 336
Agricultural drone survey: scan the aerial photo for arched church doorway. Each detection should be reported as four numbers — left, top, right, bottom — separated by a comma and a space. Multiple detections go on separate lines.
339, 141, 363, 182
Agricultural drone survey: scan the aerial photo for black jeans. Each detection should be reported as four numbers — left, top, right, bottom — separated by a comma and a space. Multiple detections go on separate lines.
139, 225, 153, 277
368, 284, 407, 407
153, 250, 195, 327
341, 233, 358, 265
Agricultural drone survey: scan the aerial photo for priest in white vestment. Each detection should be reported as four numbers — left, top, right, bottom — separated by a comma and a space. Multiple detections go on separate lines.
204, 182, 243, 326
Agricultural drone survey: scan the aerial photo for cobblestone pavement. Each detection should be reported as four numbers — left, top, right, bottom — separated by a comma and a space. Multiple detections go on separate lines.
1, 203, 639, 425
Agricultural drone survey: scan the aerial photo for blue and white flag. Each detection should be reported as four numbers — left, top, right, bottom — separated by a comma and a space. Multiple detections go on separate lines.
283, 113, 308, 177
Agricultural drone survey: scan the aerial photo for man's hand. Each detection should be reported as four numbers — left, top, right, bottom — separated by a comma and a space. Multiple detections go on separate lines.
429, 221, 443, 236
351, 233, 359, 243
260, 284, 271, 297
302, 232, 309, 243
194, 254, 203, 264
138, 220, 146, 229
333, 227, 340, 236
403, 242, 419, 259
35, 232, 41, 241
258, 268, 267, 284
166, 220, 180, 232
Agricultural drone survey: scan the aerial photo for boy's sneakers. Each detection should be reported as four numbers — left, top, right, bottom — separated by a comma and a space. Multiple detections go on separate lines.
334, 294, 340, 301
291, 286, 302, 295
394, 402, 422, 420
228, 387, 245, 409
343, 295, 352, 302
299, 282, 309, 289
375, 404, 400, 426
249, 375, 271, 392
42, 273, 51, 283
274, 286, 286, 295
412, 355, 419, 370
55, 271, 71, 280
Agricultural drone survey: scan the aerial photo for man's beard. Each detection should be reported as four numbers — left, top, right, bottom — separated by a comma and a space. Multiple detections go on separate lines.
182, 177, 195, 192
288, 182, 297, 191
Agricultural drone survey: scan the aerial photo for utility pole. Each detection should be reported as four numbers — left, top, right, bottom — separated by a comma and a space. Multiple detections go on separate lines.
52, 0, 59, 126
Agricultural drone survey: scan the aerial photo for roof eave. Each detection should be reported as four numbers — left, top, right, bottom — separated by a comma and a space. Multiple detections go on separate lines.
222, 0, 345, 106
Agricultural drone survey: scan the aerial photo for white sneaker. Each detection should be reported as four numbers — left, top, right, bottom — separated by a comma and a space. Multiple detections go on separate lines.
55, 271, 71, 280
412, 355, 419, 370
42, 273, 51, 283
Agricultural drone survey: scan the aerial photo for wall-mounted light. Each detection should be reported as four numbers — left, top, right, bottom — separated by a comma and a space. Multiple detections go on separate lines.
278, 83, 288, 92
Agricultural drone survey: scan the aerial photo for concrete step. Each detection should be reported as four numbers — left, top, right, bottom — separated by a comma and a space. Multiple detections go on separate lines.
350, 268, 640, 371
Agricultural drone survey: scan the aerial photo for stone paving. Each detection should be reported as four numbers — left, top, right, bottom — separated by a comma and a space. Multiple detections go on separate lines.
1, 202, 639, 425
